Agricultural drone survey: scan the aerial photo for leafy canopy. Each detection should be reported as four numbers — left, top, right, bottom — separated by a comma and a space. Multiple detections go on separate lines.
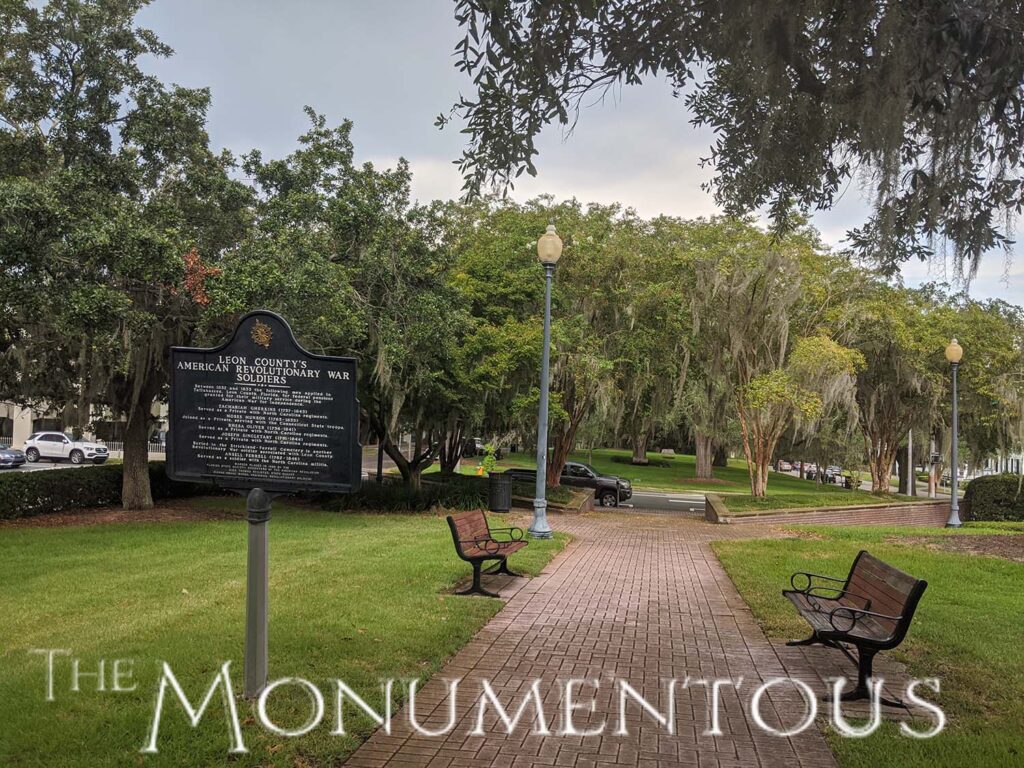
445, 0, 1024, 275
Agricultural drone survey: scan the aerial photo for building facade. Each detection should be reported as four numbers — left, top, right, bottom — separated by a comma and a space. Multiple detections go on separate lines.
0, 401, 168, 449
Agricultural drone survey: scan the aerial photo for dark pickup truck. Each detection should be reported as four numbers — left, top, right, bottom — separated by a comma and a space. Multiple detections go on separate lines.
504, 461, 633, 507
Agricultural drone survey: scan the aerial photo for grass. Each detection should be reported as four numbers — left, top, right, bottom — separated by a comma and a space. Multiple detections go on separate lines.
0, 497, 568, 767
464, 447, 896, 498
712, 522, 1024, 768
720, 490, 916, 513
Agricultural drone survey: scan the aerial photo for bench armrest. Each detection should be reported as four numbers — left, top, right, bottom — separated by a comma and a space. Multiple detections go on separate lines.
828, 606, 903, 633
790, 571, 845, 592
804, 585, 873, 609
460, 537, 502, 555
487, 527, 525, 542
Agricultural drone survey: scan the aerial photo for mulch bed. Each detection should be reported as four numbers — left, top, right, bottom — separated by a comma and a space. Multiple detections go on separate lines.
888, 534, 1024, 563
0, 498, 243, 529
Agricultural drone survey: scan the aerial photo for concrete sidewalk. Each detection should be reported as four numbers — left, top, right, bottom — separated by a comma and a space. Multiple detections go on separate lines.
343, 514, 854, 768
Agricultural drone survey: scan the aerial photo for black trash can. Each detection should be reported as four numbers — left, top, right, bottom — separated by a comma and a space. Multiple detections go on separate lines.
488, 472, 512, 512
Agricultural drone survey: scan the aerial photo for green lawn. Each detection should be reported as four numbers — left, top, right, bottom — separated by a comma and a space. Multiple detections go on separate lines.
720, 490, 914, 513
468, 447, 882, 497
0, 498, 567, 767
712, 523, 1024, 768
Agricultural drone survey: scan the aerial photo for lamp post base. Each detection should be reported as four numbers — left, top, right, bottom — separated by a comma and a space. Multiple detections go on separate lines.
529, 499, 553, 539
946, 502, 962, 528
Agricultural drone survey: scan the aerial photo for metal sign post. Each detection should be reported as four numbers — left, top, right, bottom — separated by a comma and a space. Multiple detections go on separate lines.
167, 310, 361, 700
244, 488, 272, 699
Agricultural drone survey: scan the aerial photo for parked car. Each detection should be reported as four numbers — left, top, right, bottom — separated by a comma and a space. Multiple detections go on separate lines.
0, 447, 26, 468
23, 432, 109, 465
776, 460, 793, 472
504, 461, 632, 507
807, 466, 839, 483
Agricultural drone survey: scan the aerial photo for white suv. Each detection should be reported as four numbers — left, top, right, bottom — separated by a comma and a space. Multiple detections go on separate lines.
24, 432, 110, 465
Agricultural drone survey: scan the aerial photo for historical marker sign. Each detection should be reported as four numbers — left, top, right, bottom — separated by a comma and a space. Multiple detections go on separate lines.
167, 310, 361, 494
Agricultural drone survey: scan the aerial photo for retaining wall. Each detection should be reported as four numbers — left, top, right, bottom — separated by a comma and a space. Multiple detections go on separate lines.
705, 494, 949, 527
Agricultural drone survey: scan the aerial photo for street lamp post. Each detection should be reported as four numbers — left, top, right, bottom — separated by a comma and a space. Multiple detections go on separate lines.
530, 224, 562, 539
945, 338, 963, 528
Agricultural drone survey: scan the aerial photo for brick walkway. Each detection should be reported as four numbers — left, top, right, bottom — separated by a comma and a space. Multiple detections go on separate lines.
344, 513, 876, 768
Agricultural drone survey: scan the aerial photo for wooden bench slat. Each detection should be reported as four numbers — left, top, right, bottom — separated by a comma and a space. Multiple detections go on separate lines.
447, 510, 529, 597
782, 550, 927, 703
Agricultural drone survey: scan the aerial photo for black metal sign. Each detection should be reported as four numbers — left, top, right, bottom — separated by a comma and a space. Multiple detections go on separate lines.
167, 310, 361, 493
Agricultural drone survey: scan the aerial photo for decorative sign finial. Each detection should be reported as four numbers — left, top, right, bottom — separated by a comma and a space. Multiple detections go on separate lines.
251, 319, 273, 348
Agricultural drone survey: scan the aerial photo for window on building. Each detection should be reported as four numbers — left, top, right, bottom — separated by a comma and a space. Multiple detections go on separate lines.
32, 418, 63, 433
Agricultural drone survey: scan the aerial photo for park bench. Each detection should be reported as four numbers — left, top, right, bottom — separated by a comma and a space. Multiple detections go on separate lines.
446, 510, 528, 597
783, 550, 928, 705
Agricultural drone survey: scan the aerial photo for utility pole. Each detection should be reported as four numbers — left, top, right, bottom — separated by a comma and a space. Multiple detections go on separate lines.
907, 429, 914, 497
928, 436, 937, 499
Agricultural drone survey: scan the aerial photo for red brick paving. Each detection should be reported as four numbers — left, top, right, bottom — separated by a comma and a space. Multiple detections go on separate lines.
344, 513, 913, 768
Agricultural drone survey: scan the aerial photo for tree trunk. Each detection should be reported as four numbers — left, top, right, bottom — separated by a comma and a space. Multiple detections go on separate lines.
928, 466, 937, 498
547, 432, 570, 487
382, 437, 411, 483
736, 405, 763, 497
122, 397, 154, 510
547, 413, 585, 488
869, 447, 897, 493
438, 420, 465, 477
631, 432, 649, 465
383, 438, 435, 487
896, 450, 909, 495
712, 445, 728, 467
694, 432, 714, 479
376, 418, 436, 488
407, 466, 423, 491
736, 401, 780, 498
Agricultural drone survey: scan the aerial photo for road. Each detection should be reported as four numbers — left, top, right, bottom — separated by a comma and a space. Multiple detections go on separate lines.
619, 489, 707, 516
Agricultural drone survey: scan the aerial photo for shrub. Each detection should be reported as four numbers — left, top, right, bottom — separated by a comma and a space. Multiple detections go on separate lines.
326, 475, 488, 513
962, 473, 1024, 521
509, 480, 576, 505
323, 474, 578, 513
0, 462, 214, 521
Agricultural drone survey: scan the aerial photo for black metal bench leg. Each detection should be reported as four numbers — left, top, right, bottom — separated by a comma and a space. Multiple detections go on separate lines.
485, 561, 524, 577
456, 562, 500, 598
486, 558, 521, 577
834, 648, 874, 702
833, 648, 905, 707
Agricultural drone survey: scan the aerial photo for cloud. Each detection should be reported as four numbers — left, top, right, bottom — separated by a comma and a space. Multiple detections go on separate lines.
140, 0, 1023, 305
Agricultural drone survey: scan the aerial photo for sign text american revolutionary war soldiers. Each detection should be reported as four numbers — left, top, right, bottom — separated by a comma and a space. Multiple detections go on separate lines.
167, 310, 361, 493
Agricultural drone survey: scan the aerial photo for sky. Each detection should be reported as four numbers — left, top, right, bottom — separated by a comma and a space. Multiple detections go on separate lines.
138, 0, 1023, 304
